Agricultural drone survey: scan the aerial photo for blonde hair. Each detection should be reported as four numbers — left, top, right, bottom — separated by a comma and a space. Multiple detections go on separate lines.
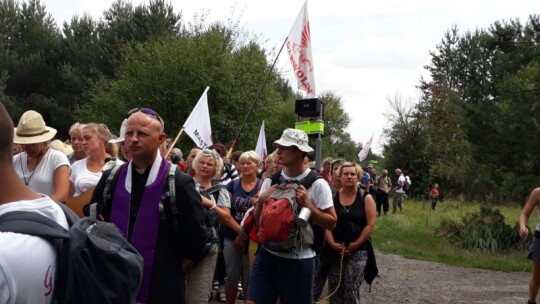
265, 152, 276, 163
239, 150, 261, 164
83, 123, 113, 146
192, 149, 224, 179
69, 122, 86, 137
338, 161, 362, 177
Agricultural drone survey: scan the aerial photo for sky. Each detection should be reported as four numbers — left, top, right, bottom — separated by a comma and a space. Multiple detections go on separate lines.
43, 0, 539, 153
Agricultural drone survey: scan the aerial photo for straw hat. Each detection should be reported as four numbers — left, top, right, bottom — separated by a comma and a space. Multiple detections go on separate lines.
13, 110, 57, 144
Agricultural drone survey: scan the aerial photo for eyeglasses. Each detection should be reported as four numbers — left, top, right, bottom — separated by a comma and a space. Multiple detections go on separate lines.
127, 108, 164, 126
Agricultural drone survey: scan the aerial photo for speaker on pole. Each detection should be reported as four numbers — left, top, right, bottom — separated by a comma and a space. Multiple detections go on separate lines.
295, 98, 321, 117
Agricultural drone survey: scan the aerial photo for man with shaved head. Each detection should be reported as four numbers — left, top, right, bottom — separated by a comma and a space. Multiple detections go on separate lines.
0, 102, 69, 303
89, 108, 208, 303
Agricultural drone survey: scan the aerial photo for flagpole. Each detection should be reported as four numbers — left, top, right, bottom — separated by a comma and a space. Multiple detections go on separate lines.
227, 38, 288, 159
165, 128, 185, 159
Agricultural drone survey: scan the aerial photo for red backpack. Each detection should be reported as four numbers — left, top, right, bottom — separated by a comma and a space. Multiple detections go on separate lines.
258, 170, 323, 253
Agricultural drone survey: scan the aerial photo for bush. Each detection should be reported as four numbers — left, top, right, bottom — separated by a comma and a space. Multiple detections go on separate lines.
435, 207, 531, 253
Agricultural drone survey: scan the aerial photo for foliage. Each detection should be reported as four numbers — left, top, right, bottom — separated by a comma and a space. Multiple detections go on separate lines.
1, 0, 358, 155
435, 207, 530, 253
383, 15, 540, 203
373, 198, 530, 271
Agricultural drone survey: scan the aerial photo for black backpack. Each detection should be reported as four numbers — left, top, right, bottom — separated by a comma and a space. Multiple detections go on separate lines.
0, 202, 144, 304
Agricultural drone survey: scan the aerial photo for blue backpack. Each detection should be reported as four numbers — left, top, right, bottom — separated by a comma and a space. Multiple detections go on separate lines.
0, 202, 144, 304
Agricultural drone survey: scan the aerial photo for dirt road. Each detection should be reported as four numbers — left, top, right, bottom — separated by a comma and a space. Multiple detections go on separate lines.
209, 251, 531, 304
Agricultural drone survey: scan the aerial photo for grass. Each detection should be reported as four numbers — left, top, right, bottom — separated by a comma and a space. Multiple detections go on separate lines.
371, 198, 531, 272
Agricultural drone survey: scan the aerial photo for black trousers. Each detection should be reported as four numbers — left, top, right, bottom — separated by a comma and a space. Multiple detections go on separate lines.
375, 192, 389, 215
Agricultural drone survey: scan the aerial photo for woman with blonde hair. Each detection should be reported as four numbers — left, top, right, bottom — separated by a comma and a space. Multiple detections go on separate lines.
225, 150, 261, 304
68, 123, 120, 216
187, 149, 242, 304
67, 122, 86, 164
260, 151, 279, 180
13, 110, 70, 201
315, 162, 376, 303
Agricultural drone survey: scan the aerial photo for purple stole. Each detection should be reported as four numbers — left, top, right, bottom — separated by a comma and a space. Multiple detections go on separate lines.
110, 157, 169, 303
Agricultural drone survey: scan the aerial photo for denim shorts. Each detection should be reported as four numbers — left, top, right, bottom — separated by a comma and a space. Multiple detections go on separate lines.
247, 248, 315, 304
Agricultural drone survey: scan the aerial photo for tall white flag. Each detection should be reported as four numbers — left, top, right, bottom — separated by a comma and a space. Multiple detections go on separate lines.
254, 120, 267, 163
286, 1, 316, 98
358, 135, 374, 162
183, 87, 213, 149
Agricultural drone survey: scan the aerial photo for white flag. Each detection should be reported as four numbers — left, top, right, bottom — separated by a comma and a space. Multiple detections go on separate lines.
183, 87, 213, 149
358, 135, 374, 162
254, 121, 267, 163
286, 1, 316, 98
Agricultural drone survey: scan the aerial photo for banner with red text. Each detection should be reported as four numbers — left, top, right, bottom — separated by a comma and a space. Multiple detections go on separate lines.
286, 1, 316, 98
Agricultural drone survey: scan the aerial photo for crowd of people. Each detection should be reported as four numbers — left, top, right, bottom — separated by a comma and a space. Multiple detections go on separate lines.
3, 105, 538, 304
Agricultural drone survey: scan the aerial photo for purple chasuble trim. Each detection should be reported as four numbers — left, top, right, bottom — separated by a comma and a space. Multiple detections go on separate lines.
110, 158, 170, 303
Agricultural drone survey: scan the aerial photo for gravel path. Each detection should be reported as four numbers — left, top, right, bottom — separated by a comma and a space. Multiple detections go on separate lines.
359, 251, 529, 304
209, 251, 531, 304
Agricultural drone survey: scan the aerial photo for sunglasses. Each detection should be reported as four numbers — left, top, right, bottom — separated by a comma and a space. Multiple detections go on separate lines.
127, 108, 164, 126
201, 149, 221, 160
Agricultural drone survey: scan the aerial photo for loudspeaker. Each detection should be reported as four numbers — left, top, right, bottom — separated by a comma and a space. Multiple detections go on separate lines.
295, 98, 322, 117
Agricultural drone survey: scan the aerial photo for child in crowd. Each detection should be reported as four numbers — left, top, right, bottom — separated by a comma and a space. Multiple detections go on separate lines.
430, 183, 440, 210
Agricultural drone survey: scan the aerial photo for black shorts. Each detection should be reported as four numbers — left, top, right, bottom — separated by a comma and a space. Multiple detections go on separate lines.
528, 231, 540, 263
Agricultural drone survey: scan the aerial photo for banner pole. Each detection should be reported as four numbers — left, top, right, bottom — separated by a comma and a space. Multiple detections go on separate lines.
227, 37, 288, 159
165, 127, 185, 159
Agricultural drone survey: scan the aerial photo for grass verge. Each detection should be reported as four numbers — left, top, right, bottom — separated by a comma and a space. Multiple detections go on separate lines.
371, 198, 530, 272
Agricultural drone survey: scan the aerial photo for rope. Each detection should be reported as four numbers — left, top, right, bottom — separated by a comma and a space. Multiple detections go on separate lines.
313, 247, 346, 304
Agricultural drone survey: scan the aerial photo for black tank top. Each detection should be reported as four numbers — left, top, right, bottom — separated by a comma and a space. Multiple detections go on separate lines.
332, 189, 366, 247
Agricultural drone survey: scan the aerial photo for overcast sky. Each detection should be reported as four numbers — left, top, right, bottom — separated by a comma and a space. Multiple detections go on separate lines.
43, 0, 538, 153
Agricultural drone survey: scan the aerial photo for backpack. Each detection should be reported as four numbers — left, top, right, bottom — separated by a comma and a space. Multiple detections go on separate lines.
404, 176, 412, 191
199, 180, 225, 230
258, 170, 324, 253
0, 202, 144, 304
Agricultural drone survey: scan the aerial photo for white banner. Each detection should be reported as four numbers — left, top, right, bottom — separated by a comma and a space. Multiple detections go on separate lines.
183, 87, 213, 149
254, 120, 267, 163
358, 135, 373, 162
286, 1, 316, 98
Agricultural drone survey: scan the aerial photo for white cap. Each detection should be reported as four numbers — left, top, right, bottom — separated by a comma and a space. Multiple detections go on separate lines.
109, 119, 127, 144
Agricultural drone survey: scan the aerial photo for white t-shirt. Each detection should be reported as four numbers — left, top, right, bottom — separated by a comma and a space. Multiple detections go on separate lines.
0, 197, 68, 304
13, 149, 70, 197
70, 158, 124, 197
259, 168, 333, 259
396, 174, 406, 194
70, 158, 102, 197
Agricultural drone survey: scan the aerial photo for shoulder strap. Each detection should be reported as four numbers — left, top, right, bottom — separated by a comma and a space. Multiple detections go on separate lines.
160, 163, 177, 220
332, 190, 339, 207
300, 170, 322, 189
0, 211, 69, 239
270, 170, 282, 185
205, 183, 225, 201
103, 163, 124, 205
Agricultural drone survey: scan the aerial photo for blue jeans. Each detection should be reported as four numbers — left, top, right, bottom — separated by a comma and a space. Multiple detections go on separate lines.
247, 248, 315, 304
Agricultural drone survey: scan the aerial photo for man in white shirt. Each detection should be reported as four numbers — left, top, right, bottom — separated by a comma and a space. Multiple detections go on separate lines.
0, 102, 68, 303
248, 128, 337, 304
393, 168, 406, 213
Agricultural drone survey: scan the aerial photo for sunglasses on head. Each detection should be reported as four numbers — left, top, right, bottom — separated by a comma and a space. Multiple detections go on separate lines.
201, 149, 220, 160
127, 108, 164, 126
